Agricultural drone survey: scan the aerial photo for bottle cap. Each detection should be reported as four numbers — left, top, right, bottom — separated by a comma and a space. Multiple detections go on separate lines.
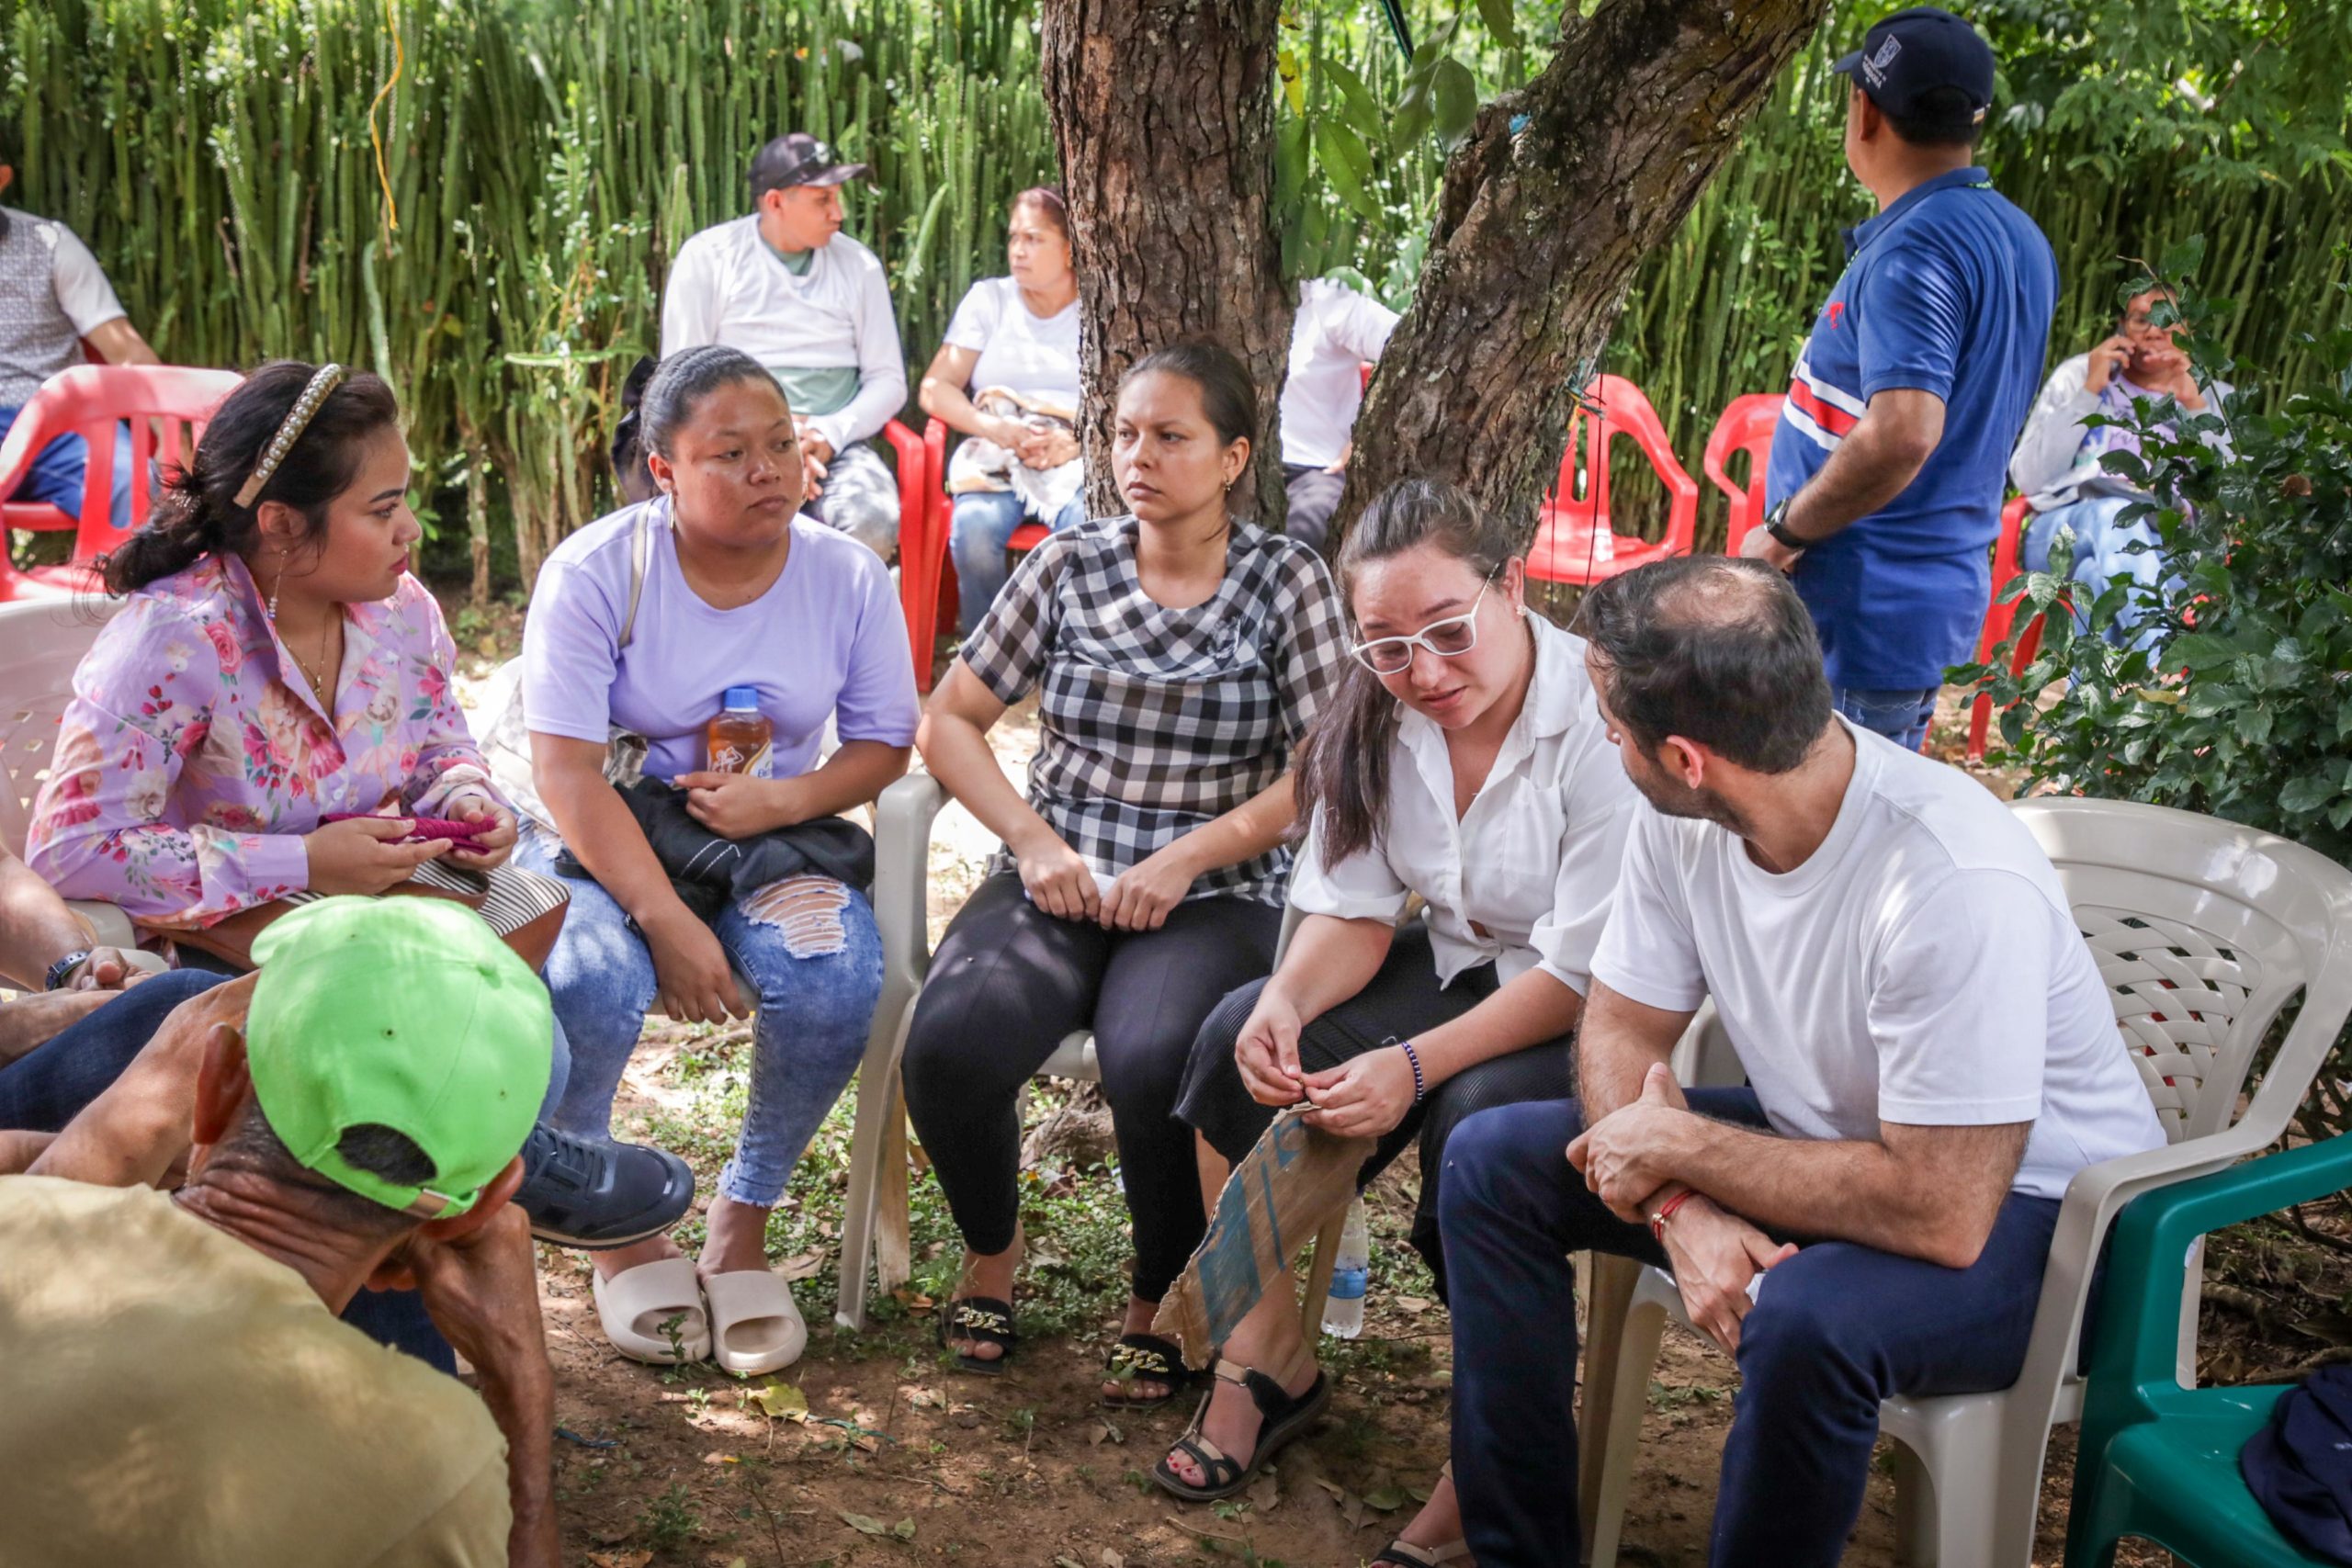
723, 685, 760, 710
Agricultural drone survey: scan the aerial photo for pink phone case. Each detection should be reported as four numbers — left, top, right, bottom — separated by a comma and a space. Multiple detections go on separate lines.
320, 812, 493, 852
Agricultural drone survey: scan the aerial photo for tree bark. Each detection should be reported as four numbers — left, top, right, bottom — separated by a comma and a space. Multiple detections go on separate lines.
1334, 0, 1831, 548
1041, 0, 1293, 526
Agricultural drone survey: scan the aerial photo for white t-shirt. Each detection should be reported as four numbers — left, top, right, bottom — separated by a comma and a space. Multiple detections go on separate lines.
943, 276, 1081, 412
1292, 614, 1638, 993
1280, 278, 1399, 470
1590, 720, 2164, 1200
658, 216, 909, 452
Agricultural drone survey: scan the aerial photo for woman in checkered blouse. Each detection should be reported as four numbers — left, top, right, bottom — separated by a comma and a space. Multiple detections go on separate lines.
901, 341, 1349, 1405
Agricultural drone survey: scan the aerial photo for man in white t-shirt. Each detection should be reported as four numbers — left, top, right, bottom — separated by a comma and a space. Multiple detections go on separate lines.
661, 132, 908, 558
1279, 277, 1397, 555
1434, 556, 2164, 1567
0, 137, 163, 533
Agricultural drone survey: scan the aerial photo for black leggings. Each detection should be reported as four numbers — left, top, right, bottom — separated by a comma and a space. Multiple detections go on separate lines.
1176, 926, 1573, 1301
900, 872, 1283, 1303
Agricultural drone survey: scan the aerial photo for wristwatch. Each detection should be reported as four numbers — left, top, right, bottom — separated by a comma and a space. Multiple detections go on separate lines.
42, 949, 93, 992
1763, 500, 1808, 553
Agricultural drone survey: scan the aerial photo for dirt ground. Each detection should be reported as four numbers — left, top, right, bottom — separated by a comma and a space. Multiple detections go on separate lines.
438, 596, 2345, 1568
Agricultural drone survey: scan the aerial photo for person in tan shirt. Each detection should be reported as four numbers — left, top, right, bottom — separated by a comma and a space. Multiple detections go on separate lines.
0, 897, 561, 1568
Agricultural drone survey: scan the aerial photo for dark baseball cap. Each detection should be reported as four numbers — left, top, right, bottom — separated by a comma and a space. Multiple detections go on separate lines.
748, 132, 870, 201
1833, 6, 1996, 120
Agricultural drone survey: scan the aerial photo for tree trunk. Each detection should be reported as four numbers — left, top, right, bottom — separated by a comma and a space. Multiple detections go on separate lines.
1335, 0, 1831, 548
1041, 0, 1293, 526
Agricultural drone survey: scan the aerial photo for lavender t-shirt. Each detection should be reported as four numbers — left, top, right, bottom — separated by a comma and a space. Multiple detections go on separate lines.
523, 500, 919, 784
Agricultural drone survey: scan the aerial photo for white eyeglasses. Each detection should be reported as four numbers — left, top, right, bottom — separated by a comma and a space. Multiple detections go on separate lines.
1350, 568, 1501, 675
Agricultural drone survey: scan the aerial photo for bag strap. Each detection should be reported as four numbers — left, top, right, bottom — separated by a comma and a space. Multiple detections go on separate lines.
619, 501, 654, 649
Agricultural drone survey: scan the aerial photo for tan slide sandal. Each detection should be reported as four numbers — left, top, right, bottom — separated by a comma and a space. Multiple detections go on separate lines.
702, 1269, 808, 1377
593, 1257, 711, 1365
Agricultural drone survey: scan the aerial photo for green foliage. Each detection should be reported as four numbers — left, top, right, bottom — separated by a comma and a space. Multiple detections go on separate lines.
3, 0, 2345, 579
1956, 243, 2352, 1135
1273, 0, 2351, 544
1962, 249, 2352, 853
2, 0, 1049, 579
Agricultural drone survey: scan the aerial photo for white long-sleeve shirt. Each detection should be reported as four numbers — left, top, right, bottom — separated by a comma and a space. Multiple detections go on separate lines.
659, 216, 908, 452
2010, 351, 2233, 511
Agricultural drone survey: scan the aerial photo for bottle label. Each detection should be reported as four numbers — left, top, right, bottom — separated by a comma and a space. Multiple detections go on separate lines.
707, 739, 775, 779
1328, 1266, 1370, 1302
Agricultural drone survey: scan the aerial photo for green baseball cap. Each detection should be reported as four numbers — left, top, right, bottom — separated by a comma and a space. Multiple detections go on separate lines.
246, 897, 552, 1219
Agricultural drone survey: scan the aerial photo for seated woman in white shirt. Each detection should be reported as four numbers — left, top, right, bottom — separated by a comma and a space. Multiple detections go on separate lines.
1159, 479, 1640, 1538
917, 188, 1088, 635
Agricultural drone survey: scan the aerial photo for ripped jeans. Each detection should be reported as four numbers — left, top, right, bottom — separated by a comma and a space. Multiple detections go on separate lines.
514, 828, 883, 1208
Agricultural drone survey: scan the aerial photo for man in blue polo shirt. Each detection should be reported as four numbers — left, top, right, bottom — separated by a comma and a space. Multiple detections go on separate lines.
1745, 6, 2057, 750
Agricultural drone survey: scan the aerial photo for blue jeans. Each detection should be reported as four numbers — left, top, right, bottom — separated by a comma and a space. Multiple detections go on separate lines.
2023, 494, 2175, 653
0, 406, 136, 534
0, 969, 228, 1131
949, 489, 1087, 637
515, 829, 882, 1208
1440, 1093, 2062, 1567
1834, 685, 1938, 751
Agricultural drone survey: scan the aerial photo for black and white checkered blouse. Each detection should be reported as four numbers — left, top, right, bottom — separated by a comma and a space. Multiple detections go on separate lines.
961, 514, 1349, 905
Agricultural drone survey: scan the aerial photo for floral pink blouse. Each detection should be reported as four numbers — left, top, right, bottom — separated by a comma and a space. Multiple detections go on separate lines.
27, 552, 504, 928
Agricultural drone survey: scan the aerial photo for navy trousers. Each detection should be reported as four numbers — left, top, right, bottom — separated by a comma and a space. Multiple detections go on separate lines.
1440, 1092, 2061, 1567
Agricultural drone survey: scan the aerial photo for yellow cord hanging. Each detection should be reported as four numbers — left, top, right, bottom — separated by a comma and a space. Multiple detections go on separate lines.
367, 0, 404, 240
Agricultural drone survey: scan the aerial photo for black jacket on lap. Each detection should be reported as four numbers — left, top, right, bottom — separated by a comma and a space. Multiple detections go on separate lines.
556, 777, 875, 922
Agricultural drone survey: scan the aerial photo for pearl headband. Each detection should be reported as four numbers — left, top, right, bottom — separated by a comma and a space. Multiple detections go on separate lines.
232, 364, 348, 509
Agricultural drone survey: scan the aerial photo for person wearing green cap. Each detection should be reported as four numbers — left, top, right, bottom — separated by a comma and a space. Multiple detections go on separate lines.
0, 897, 562, 1568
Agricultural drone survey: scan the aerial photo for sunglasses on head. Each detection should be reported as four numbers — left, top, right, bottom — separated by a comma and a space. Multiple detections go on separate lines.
1350, 566, 1503, 676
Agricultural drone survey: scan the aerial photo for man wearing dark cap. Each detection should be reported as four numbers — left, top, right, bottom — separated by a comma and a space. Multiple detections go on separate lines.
0, 899, 568, 1567
662, 131, 909, 558
1743, 6, 2057, 751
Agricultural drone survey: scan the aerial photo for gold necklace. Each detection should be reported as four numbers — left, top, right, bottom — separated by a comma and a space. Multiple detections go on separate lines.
285, 615, 340, 697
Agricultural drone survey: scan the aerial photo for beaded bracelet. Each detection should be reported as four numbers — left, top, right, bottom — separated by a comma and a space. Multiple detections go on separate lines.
1391, 1037, 1426, 1104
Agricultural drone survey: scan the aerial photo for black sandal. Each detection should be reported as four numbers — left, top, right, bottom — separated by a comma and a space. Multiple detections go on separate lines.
1102, 1332, 1191, 1410
938, 1295, 1018, 1376
1151, 1356, 1331, 1502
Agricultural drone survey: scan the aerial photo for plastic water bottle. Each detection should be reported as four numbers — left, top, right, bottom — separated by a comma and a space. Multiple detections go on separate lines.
1322, 1199, 1371, 1339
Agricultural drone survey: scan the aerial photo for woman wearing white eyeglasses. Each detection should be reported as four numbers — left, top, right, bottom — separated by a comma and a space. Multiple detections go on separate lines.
1158, 479, 1640, 1542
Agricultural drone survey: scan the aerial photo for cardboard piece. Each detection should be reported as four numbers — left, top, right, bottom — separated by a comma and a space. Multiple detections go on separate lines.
1153, 1107, 1374, 1369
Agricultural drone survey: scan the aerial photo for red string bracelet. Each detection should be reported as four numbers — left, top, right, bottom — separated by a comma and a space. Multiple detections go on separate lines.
1648, 1189, 1698, 1245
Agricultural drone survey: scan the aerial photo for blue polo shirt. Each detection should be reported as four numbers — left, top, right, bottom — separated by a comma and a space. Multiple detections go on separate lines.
1765, 167, 2057, 690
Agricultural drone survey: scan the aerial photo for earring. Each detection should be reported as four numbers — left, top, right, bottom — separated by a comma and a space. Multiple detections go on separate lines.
266, 545, 288, 622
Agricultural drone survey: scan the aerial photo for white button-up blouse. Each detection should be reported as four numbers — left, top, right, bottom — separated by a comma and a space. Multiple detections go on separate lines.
1289, 612, 1639, 993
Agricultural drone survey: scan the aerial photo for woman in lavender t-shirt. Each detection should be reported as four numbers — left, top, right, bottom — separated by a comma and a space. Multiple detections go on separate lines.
517, 347, 919, 1375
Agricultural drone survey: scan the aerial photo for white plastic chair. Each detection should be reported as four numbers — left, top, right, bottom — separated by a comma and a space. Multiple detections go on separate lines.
1575, 795, 2352, 1568
835, 772, 1344, 1335
0, 596, 151, 957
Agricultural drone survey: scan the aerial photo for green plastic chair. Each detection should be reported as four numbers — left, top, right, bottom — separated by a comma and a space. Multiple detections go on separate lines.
2065, 1133, 2352, 1568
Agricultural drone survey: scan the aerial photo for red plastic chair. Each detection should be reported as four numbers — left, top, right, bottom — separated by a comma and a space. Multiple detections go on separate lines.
0, 365, 243, 576
874, 416, 935, 683
896, 418, 957, 694
1527, 375, 1700, 586
1703, 393, 1785, 556
1965, 495, 2041, 762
